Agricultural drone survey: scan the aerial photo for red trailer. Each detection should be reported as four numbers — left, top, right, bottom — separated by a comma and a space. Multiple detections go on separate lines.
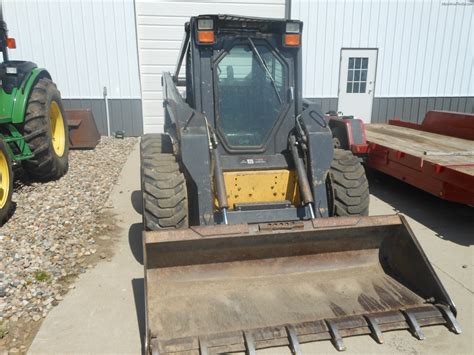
365, 111, 474, 205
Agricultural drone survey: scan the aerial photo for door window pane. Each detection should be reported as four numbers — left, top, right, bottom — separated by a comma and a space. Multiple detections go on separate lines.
346, 56, 369, 93
348, 57, 354, 69
216, 43, 286, 147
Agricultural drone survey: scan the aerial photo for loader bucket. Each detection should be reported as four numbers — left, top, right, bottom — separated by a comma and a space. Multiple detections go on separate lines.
65, 109, 101, 149
143, 215, 460, 354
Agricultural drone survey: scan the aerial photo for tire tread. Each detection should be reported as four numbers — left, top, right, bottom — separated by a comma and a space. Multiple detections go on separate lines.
328, 149, 369, 216
140, 136, 188, 230
22, 78, 69, 180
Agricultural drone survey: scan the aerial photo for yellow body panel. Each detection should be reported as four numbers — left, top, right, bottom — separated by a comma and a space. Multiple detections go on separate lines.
222, 169, 300, 209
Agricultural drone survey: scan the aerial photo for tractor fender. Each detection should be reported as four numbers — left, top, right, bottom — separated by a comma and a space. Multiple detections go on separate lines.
11, 67, 52, 124
327, 115, 368, 154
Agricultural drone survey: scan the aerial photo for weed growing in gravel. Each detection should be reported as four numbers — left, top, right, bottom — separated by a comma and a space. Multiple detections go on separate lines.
0, 322, 8, 339
34, 270, 51, 282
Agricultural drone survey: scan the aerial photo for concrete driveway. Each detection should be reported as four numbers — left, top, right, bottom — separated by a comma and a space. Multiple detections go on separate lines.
29, 146, 473, 354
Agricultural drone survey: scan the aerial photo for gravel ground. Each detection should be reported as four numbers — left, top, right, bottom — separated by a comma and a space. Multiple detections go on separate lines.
0, 137, 137, 352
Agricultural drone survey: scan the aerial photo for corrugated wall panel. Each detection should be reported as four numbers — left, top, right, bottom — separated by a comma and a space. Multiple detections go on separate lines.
3, 0, 141, 99
371, 96, 474, 124
292, 0, 473, 98
62, 99, 143, 136
135, 0, 286, 133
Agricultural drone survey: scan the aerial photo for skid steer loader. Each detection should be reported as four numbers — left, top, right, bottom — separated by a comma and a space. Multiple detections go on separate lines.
140, 15, 461, 355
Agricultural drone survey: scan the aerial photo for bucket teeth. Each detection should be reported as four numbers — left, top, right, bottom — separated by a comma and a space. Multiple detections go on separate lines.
199, 338, 209, 355
286, 325, 302, 355
150, 338, 160, 355
325, 320, 346, 351
437, 305, 462, 334
402, 309, 426, 340
243, 331, 256, 355
151, 305, 462, 354
364, 315, 384, 344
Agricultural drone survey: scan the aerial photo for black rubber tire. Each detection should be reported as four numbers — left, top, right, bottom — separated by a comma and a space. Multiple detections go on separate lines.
0, 140, 13, 225
327, 149, 369, 216
139, 133, 174, 192
22, 78, 69, 181
140, 136, 188, 230
140, 133, 173, 161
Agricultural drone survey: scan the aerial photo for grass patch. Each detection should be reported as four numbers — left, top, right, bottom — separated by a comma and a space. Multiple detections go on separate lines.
34, 270, 51, 282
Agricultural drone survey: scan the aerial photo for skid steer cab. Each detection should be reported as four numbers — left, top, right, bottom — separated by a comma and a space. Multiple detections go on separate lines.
0, 18, 69, 224
140, 15, 460, 355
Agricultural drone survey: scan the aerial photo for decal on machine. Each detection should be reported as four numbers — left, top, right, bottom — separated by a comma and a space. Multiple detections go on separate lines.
239, 158, 267, 165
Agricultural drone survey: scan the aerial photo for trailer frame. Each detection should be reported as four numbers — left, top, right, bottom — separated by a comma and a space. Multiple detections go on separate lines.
365, 111, 474, 205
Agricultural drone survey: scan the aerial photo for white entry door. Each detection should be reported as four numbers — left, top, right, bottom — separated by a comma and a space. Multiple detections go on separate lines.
338, 49, 378, 123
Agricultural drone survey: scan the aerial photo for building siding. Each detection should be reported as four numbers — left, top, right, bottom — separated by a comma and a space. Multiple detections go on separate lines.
135, 0, 286, 133
4, 0, 473, 132
62, 99, 143, 136
308, 96, 473, 124
371, 96, 474, 123
291, 0, 473, 99
3, 0, 142, 135
4, 0, 141, 99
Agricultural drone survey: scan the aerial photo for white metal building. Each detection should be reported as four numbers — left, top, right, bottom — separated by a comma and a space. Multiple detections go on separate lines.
294, 0, 474, 124
3, 0, 473, 135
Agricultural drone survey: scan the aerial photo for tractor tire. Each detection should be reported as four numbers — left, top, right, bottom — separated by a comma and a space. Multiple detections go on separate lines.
22, 78, 69, 181
140, 136, 188, 231
0, 140, 13, 225
327, 149, 369, 216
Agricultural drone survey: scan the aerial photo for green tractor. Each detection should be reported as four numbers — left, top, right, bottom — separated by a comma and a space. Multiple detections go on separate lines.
0, 18, 69, 224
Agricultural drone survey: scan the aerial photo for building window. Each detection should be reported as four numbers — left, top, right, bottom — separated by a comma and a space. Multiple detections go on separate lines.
346, 57, 368, 93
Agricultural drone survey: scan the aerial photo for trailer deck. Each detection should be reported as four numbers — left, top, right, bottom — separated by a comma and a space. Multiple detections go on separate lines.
365, 111, 474, 205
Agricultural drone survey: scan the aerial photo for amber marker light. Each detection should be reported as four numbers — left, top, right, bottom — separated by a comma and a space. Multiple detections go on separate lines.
6, 37, 16, 49
198, 31, 215, 44
284, 34, 300, 46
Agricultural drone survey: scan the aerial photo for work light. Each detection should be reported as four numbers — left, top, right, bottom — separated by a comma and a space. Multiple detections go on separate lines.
198, 18, 214, 30
284, 22, 301, 47
5, 67, 17, 74
285, 22, 300, 34
197, 17, 215, 44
